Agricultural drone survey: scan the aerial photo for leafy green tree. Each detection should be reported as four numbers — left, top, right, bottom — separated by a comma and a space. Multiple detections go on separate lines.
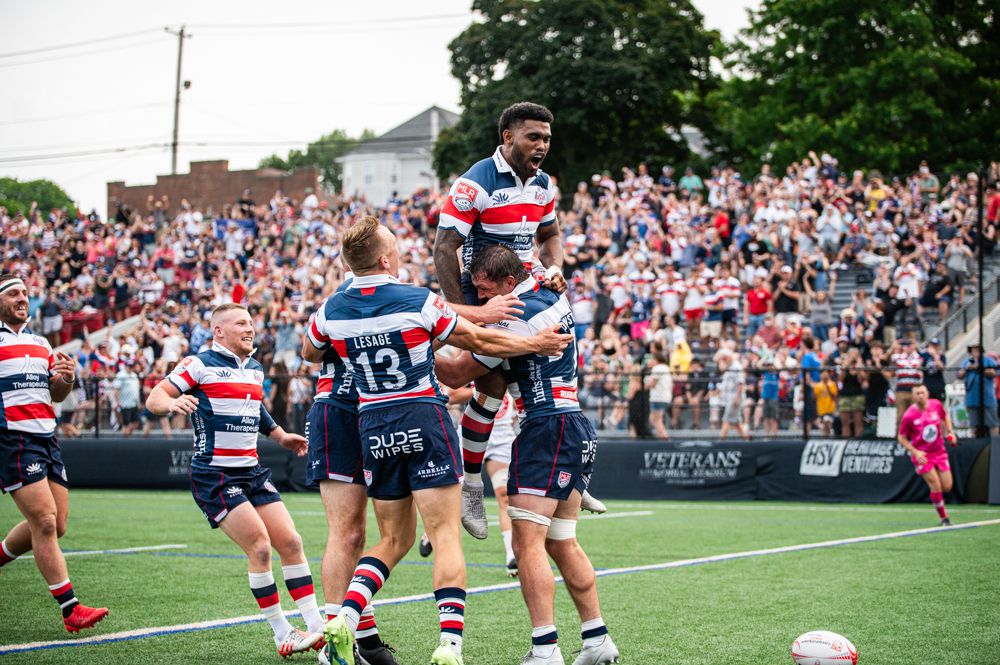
712, 0, 999, 174
0, 177, 76, 217
260, 128, 375, 190
435, 0, 719, 188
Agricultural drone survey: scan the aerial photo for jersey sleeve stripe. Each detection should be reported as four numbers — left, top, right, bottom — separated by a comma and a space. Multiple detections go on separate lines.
433, 315, 457, 342
168, 373, 193, 393
437, 212, 472, 238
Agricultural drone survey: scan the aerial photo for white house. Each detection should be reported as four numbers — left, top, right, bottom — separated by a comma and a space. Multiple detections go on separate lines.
337, 106, 460, 205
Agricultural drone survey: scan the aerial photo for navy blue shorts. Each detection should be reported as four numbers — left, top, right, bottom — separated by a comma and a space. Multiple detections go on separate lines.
509, 411, 596, 501
0, 430, 68, 494
306, 402, 364, 487
360, 403, 463, 500
460, 272, 483, 306
190, 464, 282, 528
722, 308, 738, 325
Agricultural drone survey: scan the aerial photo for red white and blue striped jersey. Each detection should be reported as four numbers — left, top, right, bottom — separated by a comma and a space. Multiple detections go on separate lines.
0, 320, 57, 436
167, 345, 277, 469
308, 276, 358, 414
439, 146, 557, 272
308, 274, 458, 412
472, 278, 580, 422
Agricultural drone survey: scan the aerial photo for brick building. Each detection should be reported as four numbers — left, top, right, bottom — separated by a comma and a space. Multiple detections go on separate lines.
106, 160, 320, 218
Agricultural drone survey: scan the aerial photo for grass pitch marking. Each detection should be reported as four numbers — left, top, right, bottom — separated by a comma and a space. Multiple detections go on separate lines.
24, 544, 188, 559
3, 519, 998, 655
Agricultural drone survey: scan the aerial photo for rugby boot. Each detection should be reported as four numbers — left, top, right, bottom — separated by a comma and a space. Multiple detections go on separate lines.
359, 641, 401, 665
430, 636, 464, 665
278, 628, 323, 658
419, 533, 434, 557
323, 616, 356, 665
580, 490, 607, 515
460, 481, 488, 539
520, 646, 565, 664
572, 636, 620, 665
63, 603, 109, 633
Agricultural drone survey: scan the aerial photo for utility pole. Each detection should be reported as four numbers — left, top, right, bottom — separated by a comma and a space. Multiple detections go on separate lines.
165, 25, 191, 175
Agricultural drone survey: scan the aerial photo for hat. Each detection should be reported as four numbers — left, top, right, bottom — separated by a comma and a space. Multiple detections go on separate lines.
841, 308, 856, 318
967, 343, 982, 351
900, 338, 914, 345
780, 265, 793, 274
928, 337, 941, 346
837, 335, 849, 344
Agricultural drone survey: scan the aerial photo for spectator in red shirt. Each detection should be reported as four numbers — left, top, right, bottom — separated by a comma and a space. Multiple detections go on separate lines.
713, 206, 731, 247
744, 275, 772, 337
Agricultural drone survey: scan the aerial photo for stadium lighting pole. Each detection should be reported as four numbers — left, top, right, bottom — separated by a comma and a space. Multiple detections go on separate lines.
165, 25, 190, 175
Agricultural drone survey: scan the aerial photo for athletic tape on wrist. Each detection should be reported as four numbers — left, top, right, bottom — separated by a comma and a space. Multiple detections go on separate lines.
506, 506, 551, 527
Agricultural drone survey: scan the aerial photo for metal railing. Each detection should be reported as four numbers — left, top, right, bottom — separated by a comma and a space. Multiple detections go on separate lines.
54, 363, 997, 442
934, 272, 1000, 351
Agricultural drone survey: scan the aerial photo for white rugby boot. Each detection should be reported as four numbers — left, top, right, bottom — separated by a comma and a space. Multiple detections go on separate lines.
277, 628, 323, 658
520, 646, 565, 664
571, 635, 620, 665
460, 481, 488, 539
579, 490, 607, 514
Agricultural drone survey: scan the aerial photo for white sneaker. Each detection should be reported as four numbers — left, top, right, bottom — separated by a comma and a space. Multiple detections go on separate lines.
572, 636, 620, 665
461, 481, 488, 539
521, 646, 565, 664
580, 491, 607, 514
430, 637, 464, 665
277, 628, 323, 658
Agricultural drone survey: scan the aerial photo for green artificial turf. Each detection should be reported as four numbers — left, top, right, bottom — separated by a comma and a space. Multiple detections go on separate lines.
2, 491, 999, 663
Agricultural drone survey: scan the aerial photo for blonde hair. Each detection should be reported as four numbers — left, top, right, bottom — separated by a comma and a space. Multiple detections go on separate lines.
342, 216, 389, 273
211, 302, 249, 325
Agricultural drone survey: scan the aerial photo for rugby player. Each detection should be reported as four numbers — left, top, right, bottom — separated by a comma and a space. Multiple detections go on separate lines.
0, 274, 109, 632
897, 383, 958, 526
316, 217, 572, 665
146, 303, 325, 656
301, 271, 399, 665
433, 101, 602, 539
435, 247, 620, 665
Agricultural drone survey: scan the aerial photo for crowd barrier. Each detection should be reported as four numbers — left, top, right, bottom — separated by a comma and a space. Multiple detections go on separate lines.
58, 436, 993, 504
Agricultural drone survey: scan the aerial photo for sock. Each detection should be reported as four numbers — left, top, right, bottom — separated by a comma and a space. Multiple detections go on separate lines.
325, 603, 341, 622
461, 392, 501, 483
357, 605, 383, 650
49, 579, 79, 618
531, 624, 558, 657
581, 617, 608, 648
248, 571, 293, 642
930, 491, 948, 519
282, 563, 325, 634
435, 587, 466, 653
0, 540, 16, 568
339, 557, 389, 634
501, 529, 514, 563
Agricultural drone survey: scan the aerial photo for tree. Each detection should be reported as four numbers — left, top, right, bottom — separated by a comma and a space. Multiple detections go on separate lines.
259, 128, 375, 190
434, 0, 719, 189
0, 177, 76, 217
711, 0, 999, 174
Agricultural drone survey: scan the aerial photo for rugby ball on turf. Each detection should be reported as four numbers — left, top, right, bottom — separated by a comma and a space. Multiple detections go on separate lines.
791, 631, 858, 664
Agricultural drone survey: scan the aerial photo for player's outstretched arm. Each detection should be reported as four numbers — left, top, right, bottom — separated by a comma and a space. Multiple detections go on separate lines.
145, 380, 199, 416
435, 350, 489, 389
49, 351, 75, 403
535, 221, 564, 280
447, 294, 525, 326
446, 317, 571, 359
268, 426, 308, 457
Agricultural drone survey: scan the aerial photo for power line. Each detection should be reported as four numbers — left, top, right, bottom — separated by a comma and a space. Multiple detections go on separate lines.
0, 102, 169, 127
0, 27, 162, 59
0, 144, 169, 165
189, 12, 468, 30
0, 39, 164, 70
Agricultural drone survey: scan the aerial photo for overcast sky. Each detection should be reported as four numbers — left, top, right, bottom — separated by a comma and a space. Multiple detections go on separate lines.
1, 0, 758, 213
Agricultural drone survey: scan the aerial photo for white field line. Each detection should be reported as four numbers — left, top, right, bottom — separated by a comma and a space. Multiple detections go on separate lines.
4, 519, 998, 655
598, 502, 1000, 514
25, 544, 188, 559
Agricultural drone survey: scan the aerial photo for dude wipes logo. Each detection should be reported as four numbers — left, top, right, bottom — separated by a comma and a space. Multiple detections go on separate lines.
639, 449, 743, 486
799, 440, 905, 478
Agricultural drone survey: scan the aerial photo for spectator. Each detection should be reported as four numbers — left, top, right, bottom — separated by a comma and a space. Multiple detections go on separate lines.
112, 360, 142, 436
646, 352, 672, 439
958, 344, 999, 435
837, 347, 868, 438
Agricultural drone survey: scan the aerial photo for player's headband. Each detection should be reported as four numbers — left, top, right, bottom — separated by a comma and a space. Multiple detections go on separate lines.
0, 278, 26, 295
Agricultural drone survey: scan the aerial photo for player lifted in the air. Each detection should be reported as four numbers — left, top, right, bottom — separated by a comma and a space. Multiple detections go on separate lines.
897, 383, 959, 526
146, 303, 325, 657
433, 101, 603, 540
436, 246, 620, 665
318, 217, 572, 665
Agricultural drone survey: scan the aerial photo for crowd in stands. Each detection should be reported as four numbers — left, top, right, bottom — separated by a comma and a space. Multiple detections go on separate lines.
2, 153, 999, 438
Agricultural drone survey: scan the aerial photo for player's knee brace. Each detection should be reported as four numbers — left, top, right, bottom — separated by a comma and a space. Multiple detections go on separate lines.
545, 517, 577, 541
490, 467, 509, 492
506, 506, 551, 527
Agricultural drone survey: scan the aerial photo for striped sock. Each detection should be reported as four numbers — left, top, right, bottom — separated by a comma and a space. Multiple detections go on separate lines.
49, 579, 79, 618
461, 393, 501, 483
339, 557, 389, 634
282, 563, 325, 634
248, 571, 293, 641
356, 605, 382, 650
0, 540, 16, 568
435, 587, 466, 653
325, 603, 342, 622
581, 617, 608, 648
531, 624, 558, 658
